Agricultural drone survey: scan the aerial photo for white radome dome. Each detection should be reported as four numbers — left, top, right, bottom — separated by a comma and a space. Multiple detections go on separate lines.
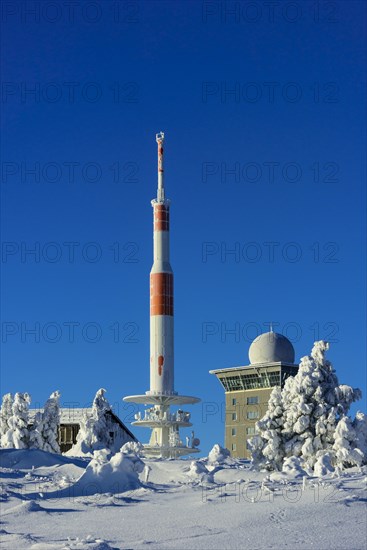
249, 332, 295, 365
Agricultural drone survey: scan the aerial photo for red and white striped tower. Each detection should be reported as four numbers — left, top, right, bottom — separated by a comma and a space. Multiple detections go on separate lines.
124, 132, 200, 458
149, 132, 174, 396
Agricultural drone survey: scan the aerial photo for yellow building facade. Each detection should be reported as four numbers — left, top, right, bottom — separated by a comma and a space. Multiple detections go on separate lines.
210, 332, 298, 459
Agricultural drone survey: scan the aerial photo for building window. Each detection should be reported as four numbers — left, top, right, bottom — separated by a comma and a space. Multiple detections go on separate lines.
247, 411, 259, 420
232, 412, 237, 421
247, 396, 259, 405
59, 425, 76, 444
232, 428, 237, 436
232, 443, 236, 451
246, 440, 252, 450
232, 398, 237, 406
246, 426, 256, 435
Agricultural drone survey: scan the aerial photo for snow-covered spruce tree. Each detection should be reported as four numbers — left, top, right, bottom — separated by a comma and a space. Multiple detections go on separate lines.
353, 411, 367, 457
30, 391, 61, 453
250, 387, 284, 470
2, 392, 31, 449
72, 388, 112, 455
29, 411, 44, 450
250, 341, 363, 472
0, 393, 13, 446
40, 390, 61, 453
332, 416, 364, 468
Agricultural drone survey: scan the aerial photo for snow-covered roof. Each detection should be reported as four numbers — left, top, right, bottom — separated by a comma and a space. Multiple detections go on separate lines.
29, 408, 96, 425
28, 408, 138, 442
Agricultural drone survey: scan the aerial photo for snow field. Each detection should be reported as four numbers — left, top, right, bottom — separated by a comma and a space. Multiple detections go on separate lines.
1, 449, 366, 550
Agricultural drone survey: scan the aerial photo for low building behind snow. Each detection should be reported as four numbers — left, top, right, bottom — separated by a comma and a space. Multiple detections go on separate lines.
29, 408, 137, 454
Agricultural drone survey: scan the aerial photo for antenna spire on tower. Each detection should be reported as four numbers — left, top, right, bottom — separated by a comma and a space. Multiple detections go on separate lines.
156, 131, 165, 202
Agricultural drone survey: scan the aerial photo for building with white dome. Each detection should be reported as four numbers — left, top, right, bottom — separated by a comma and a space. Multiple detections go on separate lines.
210, 330, 298, 458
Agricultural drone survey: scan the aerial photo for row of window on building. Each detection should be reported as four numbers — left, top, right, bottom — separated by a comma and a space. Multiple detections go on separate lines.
231, 410, 259, 421
231, 426, 257, 437
231, 441, 253, 451
221, 372, 280, 392
232, 396, 259, 405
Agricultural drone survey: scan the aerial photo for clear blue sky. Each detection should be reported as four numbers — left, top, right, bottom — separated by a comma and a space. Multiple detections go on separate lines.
1, 0, 366, 455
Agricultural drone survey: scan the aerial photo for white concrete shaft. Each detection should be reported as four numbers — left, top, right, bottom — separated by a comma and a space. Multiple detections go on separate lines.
150, 315, 174, 394
151, 228, 171, 273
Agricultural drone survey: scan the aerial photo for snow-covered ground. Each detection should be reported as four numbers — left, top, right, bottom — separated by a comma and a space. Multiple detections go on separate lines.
1, 449, 366, 550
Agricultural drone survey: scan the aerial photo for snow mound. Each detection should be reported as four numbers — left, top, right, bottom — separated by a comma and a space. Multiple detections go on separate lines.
0, 449, 87, 469
207, 444, 232, 465
3, 500, 44, 515
187, 460, 214, 483
282, 456, 307, 477
314, 452, 335, 477
120, 441, 143, 455
71, 448, 145, 496
63, 537, 116, 550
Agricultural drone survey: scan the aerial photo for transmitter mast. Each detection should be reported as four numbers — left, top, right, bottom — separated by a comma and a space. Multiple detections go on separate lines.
124, 133, 200, 458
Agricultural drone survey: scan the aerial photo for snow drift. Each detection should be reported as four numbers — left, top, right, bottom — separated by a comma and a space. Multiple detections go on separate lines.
66, 447, 145, 496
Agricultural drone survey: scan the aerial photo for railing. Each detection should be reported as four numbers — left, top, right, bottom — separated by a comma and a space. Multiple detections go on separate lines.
134, 410, 191, 423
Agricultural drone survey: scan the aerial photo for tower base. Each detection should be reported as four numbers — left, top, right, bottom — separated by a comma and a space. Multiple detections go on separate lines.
123, 393, 200, 459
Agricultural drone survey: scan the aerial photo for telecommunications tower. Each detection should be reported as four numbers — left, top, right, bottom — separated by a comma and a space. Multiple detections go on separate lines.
124, 132, 200, 458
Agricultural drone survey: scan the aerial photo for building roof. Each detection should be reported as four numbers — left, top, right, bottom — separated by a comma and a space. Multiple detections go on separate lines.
248, 331, 295, 365
28, 408, 137, 441
209, 361, 297, 375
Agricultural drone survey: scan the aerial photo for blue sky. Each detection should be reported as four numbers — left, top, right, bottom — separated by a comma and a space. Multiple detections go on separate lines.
1, 0, 366, 455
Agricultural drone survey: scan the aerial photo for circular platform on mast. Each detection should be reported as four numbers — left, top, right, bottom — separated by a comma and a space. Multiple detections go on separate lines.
123, 393, 201, 406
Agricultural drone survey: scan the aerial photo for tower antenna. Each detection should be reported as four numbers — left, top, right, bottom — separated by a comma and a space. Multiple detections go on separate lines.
156, 131, 165, 202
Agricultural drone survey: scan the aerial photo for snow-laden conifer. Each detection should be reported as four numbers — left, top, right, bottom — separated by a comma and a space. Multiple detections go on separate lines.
2, 393, 31, 449
250, 341, 365, 472
37, 391, 61, 452
71, 388, 112, 455
0, 393, 13, 445
353, 411, 367, 458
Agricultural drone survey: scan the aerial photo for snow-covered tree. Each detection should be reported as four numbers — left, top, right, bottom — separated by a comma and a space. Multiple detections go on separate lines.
71, 388, 112, 455
29, 411, 44, 449
332, 416, 364, 468
353, 411, 367, 458
250, 387, 284, 470
40, 391, 61, 453
30, 391, 61, 453
2, 393, 31, 449
250, 341, 364, 472
0, 393, 13, 445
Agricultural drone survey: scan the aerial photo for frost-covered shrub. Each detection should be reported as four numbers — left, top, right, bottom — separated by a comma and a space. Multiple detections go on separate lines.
2, 393, 31, 449
250, 341, 365, 473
